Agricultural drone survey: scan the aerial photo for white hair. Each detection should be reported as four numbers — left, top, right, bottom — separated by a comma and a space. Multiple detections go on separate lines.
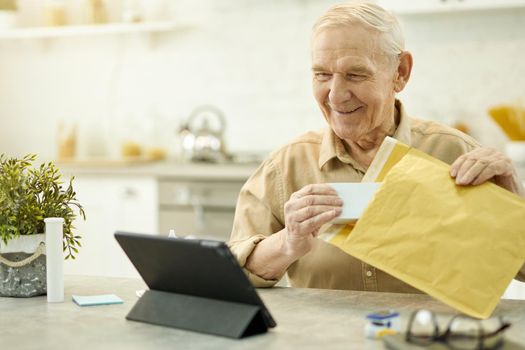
312, 2, 405, 57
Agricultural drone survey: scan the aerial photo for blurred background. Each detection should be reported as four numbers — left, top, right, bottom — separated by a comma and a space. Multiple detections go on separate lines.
0, 0, 524, 295
0, 0, 524, 160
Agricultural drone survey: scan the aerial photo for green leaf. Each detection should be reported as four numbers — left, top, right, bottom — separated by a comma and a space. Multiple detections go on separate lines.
0, 153, 86, 258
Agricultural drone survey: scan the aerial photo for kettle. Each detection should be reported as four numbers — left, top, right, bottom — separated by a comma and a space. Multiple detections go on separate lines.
179, 105, 228, 163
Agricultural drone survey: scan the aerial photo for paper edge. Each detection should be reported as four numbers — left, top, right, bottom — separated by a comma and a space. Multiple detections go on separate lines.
72, 294, 123, 307
362, 136, 397, 182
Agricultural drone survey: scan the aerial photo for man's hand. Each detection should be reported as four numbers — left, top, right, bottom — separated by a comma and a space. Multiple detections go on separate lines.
450, 147, 524, 196
282, 184, 343, 258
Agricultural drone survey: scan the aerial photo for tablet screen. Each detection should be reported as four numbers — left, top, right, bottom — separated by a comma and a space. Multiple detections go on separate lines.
114, 231, 276, 328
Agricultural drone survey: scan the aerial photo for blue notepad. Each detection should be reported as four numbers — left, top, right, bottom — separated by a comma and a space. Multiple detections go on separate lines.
72, 294, 123, 307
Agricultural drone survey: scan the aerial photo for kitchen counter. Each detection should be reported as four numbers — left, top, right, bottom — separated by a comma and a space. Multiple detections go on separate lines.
55, 158, 525, 183
2, 275, 525, 350
56, 160, 260, 181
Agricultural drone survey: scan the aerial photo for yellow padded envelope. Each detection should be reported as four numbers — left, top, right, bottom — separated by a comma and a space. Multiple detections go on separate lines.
335, 145, 525, 319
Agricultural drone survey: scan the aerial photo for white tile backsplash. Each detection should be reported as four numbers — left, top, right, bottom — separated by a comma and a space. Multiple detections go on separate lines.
0, 2, 524, 159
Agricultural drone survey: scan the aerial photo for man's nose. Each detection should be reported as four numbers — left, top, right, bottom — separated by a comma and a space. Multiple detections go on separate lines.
328, 74, 351, 105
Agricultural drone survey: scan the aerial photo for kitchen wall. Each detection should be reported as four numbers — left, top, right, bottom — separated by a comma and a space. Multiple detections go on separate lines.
0, 0, 524, 160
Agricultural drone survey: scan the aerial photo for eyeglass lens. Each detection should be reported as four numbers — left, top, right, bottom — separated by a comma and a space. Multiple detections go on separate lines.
407, 309, 438, 345
448, 316, 482, 350
408, 310, 506, 350
448, 316, 505, 350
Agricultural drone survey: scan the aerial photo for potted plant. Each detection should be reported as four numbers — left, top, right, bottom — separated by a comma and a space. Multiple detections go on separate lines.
0, 154, 85, 297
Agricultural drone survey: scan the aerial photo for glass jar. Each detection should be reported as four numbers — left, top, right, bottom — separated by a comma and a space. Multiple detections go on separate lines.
43, 0, 67, 26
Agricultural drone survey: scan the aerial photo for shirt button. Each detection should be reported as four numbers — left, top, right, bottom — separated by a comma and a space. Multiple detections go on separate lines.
366, 270, 373, 277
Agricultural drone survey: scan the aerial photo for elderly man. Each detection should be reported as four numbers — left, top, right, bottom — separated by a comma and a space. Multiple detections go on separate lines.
228, 2, 525, 292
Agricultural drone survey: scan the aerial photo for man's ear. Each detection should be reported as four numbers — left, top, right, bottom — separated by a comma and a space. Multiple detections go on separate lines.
393, 51, 413, 93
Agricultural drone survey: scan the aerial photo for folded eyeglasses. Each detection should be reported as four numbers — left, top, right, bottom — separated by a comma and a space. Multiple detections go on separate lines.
405, 309, 511, 350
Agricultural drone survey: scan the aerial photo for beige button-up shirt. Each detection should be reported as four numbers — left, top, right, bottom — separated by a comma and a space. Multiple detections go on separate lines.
229, 102, 485, 292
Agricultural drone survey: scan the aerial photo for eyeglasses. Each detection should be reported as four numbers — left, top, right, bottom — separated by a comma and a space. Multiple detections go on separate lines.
406, 309, 511, 350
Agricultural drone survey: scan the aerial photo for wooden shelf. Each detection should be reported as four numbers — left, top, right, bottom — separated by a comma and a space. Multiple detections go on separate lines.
0, 21, 182, 40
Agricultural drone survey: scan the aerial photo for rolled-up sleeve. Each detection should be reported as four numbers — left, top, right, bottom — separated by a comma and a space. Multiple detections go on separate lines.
228, 158, 286, 287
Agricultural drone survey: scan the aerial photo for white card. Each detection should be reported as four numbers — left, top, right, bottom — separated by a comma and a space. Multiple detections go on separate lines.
328, 182, 382, 223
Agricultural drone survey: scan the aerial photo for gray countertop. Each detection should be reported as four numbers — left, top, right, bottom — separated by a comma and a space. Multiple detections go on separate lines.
1, 275, 525, 350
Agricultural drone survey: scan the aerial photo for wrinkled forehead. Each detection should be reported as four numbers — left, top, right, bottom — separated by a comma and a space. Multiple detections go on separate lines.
311, 24, 382, 53
311, 25, 387, 66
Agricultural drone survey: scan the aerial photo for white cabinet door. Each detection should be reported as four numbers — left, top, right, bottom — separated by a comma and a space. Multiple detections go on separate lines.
64, 175, 158, 278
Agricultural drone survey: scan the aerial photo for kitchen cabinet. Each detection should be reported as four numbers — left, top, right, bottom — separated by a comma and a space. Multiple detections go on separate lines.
63, 174, 158, 278
376, 0, 525, 15
58, 161, 257, 277
158, 179, 244, 241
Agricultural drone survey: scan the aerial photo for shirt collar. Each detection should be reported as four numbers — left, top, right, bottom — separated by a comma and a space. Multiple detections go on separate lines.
392, 99, 411, 145
318, 99, 412, 170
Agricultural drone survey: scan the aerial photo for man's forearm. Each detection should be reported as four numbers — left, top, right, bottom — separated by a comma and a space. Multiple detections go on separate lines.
245, 229, 301, 280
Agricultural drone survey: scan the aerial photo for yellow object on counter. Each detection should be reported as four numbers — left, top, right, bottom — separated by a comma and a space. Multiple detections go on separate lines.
146, 147, 166, 161
328, 137, 525, 319
57, 122, 77, 160
43, 1, 67, 26
489, 104, 525, 141
87, 0, 107, 24
121, 141, 142, 157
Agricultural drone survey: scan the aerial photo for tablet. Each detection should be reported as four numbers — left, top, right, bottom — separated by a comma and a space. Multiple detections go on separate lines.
114, 231, 276, 329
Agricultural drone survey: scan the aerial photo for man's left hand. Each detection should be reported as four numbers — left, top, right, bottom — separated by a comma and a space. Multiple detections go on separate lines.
450, 147, 524, 197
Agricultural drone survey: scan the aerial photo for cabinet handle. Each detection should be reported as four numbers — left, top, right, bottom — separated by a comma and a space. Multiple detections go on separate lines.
121, 187, 138, 198
193, 203, 205, 230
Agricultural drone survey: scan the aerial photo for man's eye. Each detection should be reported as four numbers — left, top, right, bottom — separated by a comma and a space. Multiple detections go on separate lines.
314, 73, 331, 81
346, 74, 366, 81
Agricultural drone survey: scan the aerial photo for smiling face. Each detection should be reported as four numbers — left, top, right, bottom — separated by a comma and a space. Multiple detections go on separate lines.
312, 24, 402, 146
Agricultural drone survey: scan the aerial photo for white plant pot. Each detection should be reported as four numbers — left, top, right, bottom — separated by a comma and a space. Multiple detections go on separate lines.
0, 233, 47, 297
0, 233, 45, 254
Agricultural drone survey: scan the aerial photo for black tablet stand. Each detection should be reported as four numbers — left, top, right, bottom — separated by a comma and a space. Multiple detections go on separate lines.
126, 290, 269, 339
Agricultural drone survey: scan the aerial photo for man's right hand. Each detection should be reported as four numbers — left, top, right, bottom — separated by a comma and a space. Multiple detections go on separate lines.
282, 184, 343, 258
245, 183, 343, 280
